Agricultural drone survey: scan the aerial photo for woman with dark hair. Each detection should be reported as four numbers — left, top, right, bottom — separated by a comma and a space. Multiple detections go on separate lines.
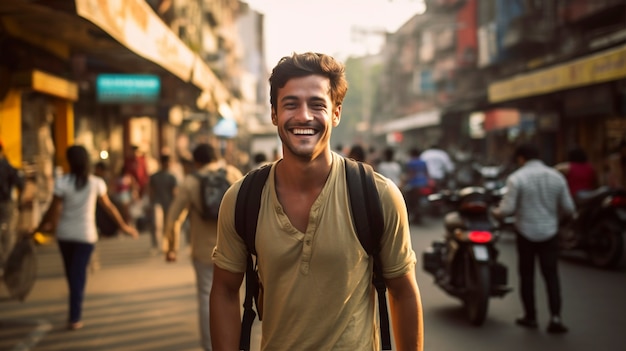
36, 145, 137, 330
555, 147, 598, 197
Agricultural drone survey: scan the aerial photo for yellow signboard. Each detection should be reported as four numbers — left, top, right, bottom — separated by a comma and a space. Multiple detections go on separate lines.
489, 44, 626, 103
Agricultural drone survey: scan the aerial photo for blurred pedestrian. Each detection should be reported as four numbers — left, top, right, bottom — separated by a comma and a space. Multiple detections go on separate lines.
114, 167, 138, 227
252, 152, 270, 170
377, 146, 402, 186
149, 154, 178, 254
163, 143, 243, 351
402, 147, 431, 224
347, 144, 366, 162
0, 140, 24, 271
555, 147, 598, 197
35, 145, 138, 330
492, 143, 575, 334
420, 143, 454, 190
123, 145, 149, 197
210, 52, 423, 350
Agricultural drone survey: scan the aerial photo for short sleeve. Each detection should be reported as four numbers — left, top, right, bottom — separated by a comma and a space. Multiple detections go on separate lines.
96, 176, 107, 196
377, 175, 417, 279
212, 178, 249, 273
53, 176, 66, 198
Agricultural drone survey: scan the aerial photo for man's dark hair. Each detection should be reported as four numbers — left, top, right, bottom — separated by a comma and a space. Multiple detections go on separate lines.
269, 52, 348, 112
253, 152, 267, 164
409, 147, 422, 158
383, 147, 395, 162
567, 148, 588, 163
159, 154, 171, 164
94, 161, 107, 172
193, 143, 217, 165
513, 143, 540, 161
348, 144, 366, 162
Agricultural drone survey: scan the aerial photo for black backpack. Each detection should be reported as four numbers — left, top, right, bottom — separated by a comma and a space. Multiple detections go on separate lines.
234, 157, 391, 350
193, 168, 231, 220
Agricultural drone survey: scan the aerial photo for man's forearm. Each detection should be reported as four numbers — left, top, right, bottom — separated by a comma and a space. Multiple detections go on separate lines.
387, 271, 424, 351
210, 287, 243, 350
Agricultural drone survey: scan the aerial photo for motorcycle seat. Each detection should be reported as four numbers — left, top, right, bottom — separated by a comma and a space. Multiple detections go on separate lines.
575, 186, 611, 205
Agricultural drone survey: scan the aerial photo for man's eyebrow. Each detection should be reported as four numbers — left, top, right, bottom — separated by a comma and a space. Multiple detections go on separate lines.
279, 95, 326, 103
279, 95, 298, 103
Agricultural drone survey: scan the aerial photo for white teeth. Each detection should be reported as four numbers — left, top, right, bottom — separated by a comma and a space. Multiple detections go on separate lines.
292, 128, 314, 135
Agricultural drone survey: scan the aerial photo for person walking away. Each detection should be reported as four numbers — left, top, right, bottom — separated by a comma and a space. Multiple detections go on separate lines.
347, 143, 366, 163
377, 147, 402, 186
149, 154, 178, 254
35, 145, 138, 330
420, 143, 454, 190
114, 168, 138, 228
0, 140, 24, 272
555, 147, 598, 198
252, 152, 270, 170
402, 147, 431, 224
492, 143, 575, 334
163, 143, 242, 351
123, 145, 149, 197
210, 52, 423, 351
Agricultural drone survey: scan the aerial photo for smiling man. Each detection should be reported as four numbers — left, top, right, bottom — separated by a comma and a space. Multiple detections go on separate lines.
210, 52, 423, 351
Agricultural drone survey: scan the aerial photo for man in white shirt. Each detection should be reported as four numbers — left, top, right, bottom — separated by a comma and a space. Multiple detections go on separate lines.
493, 143, 575, 334
420, 144, 454, 189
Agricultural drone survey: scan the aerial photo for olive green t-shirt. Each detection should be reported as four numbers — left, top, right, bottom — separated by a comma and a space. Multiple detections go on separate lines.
213, 152, 416, 350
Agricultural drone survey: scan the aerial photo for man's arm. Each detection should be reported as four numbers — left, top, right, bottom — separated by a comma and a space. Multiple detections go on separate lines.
386, 266, 424, 351
492, 177, 518, 218
210, 265, 245, 350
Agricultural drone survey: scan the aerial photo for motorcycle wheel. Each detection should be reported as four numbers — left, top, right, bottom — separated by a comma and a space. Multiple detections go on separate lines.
587, 222, 624, 269
463, 253, 490, 326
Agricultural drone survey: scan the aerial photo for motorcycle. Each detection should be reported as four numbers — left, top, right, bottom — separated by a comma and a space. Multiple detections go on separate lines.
423, 186, 511, 326
559, 186, 626, 269
472, 162, 516, 233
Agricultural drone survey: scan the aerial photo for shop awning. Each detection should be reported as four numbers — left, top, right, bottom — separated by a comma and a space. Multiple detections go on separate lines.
372, 109, 441, 135
489, 43, 626, 103
0, 0, 231, 106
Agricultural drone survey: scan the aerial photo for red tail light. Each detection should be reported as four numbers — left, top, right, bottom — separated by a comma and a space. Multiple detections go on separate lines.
468, 231, 493, 243
610, 196, 626, 207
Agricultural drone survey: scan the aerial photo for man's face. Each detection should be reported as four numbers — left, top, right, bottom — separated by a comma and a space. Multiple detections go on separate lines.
272, 75, 341, 161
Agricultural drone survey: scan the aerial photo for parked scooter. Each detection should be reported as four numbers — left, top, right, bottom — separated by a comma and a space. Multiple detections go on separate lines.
423, 187, 512, 326
559, 186, 626, 269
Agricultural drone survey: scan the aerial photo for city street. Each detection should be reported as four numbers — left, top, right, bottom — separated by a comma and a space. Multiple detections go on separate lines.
1, 217, 625, 351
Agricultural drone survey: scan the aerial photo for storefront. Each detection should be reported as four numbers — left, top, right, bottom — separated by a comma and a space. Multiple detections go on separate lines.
488, 43, 626, 172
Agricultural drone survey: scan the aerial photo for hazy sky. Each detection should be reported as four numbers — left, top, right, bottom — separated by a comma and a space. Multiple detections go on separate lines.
244, 0, 426, 67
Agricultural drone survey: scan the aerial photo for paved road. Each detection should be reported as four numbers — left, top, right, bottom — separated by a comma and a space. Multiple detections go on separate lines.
413, 216, 626, 351
1, 217, 625, 351
1, 234, 218, 351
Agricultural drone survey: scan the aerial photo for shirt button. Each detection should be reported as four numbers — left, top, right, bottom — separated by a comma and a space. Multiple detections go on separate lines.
305, 240, 311, 246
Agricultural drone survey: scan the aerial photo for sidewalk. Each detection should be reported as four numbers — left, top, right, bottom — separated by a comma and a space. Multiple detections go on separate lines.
0, 233, 261, 351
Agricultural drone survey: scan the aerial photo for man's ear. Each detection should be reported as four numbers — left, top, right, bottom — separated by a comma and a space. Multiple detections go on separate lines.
332, 105, 342, 127
271, 110, 277, 125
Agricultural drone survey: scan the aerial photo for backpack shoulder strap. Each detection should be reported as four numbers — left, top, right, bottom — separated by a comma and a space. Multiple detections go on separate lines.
235, 164, 272, 255
344, 157, 391, 350
344, 158, 384, 253
234, 163, 271, 351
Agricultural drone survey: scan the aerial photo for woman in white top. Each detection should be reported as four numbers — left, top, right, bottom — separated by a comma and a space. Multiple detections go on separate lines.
36, 145, 137, 330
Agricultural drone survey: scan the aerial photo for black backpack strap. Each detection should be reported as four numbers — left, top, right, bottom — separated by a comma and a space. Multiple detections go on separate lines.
235, 164, 271, 255
344, 158, 391, 350
234, 164, 271, 351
